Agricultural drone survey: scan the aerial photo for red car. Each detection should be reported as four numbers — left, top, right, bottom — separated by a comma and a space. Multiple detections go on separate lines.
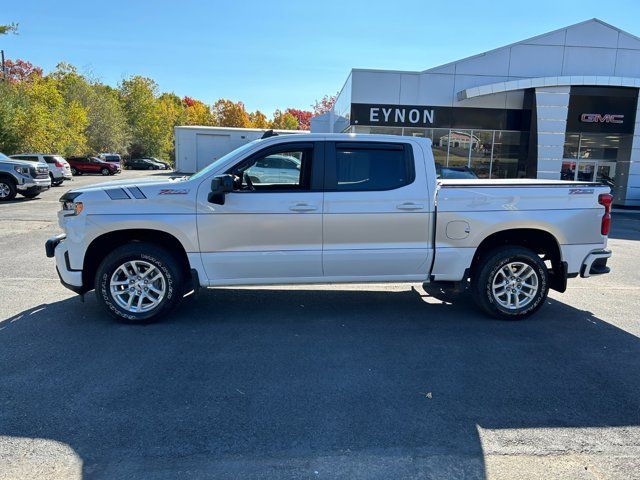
67, 157, 121, 176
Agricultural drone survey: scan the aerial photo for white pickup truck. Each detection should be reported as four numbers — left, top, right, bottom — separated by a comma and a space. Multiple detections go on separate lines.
46, 133, 613, 323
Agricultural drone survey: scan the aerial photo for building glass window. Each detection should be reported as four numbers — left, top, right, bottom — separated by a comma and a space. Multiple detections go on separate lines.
369, 126, 403, 135
403, 127, 429, 137
446, 130, 473, 168
469, 130, 494, 179
563, 133, 580, 159
342, 124, 529, 179
491, 131, 521, 179
431, 129, 450, 168
578, 133, 622, 161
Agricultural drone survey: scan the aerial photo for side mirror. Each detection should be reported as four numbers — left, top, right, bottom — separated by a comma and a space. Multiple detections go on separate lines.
208, 174, 234, 205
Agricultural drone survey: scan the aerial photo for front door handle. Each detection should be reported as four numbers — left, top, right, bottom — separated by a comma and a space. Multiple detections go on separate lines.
289, 203, 317, 212
396, 202, 424, 211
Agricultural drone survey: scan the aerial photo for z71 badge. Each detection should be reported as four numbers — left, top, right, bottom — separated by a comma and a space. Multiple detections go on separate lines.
158, 188, 189, 195
569, 188, 594, 195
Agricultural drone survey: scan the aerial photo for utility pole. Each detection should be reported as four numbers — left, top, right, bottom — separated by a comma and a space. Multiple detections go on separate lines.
1, 49, 5, 81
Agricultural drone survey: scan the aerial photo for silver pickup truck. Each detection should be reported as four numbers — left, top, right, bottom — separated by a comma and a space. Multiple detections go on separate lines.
0, 153, 51, 201
46, 134, 612, 323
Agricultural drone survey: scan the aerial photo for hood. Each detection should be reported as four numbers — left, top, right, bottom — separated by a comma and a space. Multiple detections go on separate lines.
62, 175, 191, 200
60, 175, 195, 215
3, 158, 42, 167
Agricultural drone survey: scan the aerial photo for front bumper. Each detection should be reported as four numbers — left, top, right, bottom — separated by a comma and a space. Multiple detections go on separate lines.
580, 249, 612, 278
17, 176, 51, 192
46, 234, 84, 294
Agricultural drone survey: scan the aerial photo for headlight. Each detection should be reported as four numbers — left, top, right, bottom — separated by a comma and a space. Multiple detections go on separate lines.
60, 191, 83, 216
14, 165, 29, 175
62, 201, 84, 216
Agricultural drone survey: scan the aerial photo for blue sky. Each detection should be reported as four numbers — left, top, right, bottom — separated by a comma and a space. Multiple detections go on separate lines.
2, 0, 640, 114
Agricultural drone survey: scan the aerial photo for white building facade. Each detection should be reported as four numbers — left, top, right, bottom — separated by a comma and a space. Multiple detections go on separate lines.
174, 126, 307, 173
314, 19, 640, 206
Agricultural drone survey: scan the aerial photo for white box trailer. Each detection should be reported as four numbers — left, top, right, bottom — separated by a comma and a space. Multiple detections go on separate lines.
174, 126, 308, 173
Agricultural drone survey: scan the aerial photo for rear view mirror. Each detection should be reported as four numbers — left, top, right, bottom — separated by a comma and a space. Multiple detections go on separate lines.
208, 174, 234, 204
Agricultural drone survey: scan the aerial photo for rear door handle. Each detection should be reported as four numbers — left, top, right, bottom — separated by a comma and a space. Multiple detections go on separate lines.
396, 202, 424, 211
289, 203, 317, 212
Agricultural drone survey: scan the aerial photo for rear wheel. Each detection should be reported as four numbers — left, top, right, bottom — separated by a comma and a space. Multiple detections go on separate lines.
0, 178, 17, 201
95, 242, 184, 323
71, 167, 80, 176
471, 246, 548, 320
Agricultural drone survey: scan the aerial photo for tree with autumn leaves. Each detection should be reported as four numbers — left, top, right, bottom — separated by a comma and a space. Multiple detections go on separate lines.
0, 56, 336, 162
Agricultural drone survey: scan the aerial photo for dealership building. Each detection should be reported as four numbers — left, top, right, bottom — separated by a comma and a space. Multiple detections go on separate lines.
312, 19, 640, 206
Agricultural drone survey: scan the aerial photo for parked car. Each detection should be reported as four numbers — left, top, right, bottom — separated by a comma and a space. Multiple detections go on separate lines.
435, 164, 479, 179
98, 153, 122, 168
144, 157, 172, 170
46, 134, 612, 324
67, 157, 121, 176
10, 153, 72, 186
245, 154, 301, 184
0, 152, 51, 201
124, 158, 166, 170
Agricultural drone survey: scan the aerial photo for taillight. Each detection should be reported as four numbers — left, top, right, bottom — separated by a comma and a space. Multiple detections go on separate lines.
598, 193, 613, 236
55, 161, 63, 167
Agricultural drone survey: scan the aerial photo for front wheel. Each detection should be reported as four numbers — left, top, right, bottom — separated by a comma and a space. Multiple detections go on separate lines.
0, 178, 17, 201
101, 168, 110, 176
95, 242, 184, 323
471, 246, 549, 320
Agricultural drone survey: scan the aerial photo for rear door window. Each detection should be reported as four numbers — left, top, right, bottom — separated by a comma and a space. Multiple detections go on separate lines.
326, 142, 415, 191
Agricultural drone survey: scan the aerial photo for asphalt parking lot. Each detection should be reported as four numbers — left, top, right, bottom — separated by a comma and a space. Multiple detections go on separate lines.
1, 171, 640, 480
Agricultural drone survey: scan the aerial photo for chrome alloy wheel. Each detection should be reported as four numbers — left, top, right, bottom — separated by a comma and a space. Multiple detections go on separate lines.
0, 182, 10, 198
491, 261, 539, 310
109, 260, 166, 313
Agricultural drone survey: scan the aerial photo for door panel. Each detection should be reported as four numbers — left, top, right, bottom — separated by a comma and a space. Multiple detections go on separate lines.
322, 141, 433, 279
196, 142, 323, 284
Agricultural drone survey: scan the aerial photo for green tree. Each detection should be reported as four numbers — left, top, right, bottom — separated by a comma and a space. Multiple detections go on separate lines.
13, 77, 87, 155
87, 85, 130, 154
0, 81, 23, 153
270, 109, 298, 130
182, 96, 214, 126
51, 62, 129, 155
119, 76, 164, 158
249, 110, 268, 129
212, 99, 251, 127
0, 23, 18, 35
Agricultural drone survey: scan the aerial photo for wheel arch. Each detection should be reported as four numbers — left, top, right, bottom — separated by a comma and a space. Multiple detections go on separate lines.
82, 229, 191, 291
0, 172, 17, 184
469, 228, 566, 292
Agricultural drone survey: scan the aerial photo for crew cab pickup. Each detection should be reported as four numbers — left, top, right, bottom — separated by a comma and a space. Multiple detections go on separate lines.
46, 134, 613, 323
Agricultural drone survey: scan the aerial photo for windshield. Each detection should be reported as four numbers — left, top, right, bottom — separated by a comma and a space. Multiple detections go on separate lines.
189, 139, 261, 180
0, 153, 10, 161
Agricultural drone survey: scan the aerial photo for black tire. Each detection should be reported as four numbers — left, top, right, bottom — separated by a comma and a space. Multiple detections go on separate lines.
71, 167, 81, 176
21, 190, 41, 199
50, 174, 63, 187
95, 242, 184, 323
101, 168, 110, 176
0, 177, 17, 201
471, 246, 549, 320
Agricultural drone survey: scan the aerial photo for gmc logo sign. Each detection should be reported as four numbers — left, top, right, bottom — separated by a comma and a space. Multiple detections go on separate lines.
580, 113, 624, 124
